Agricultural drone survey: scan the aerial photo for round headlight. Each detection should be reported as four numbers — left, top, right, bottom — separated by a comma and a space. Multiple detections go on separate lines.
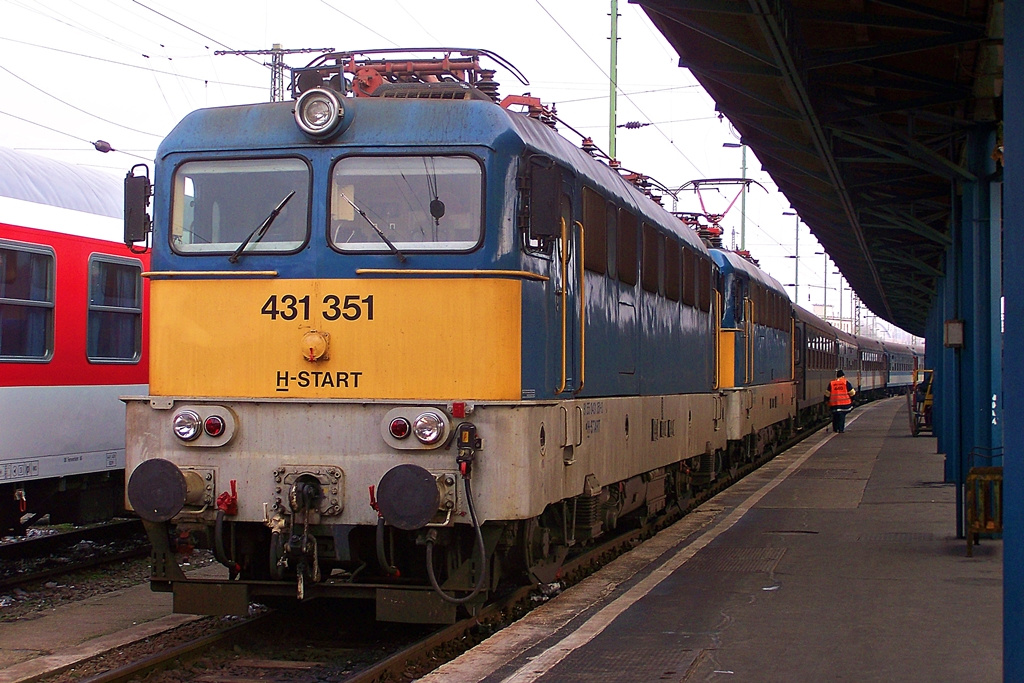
413, 412, 445, 445
172, 410, 202, 441
295, 88, 343, 138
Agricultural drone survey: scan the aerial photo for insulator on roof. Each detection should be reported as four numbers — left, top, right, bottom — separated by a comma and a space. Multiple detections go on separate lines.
475, 69, 500, 103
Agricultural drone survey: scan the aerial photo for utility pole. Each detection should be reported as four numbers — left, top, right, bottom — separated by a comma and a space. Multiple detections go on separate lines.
723, 143, 748, 249
740, 144, 747, 249
216, 44, 333, 101
609, 0, 619, 160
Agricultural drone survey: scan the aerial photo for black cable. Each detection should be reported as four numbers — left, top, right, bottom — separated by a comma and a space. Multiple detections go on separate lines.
425, 477, 487, 604
213, 510, 239, 579
376, 517, 400, 577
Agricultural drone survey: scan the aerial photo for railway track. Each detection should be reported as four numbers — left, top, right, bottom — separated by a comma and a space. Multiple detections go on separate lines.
60, 419, 830, 683
0, 519, 149, 591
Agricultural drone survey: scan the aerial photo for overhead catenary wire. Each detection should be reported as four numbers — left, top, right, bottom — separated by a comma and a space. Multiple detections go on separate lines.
0, 64, 163, 137
532, 0, 704, 177
0, 108, 151, 161
4, 0, 150, 59
0, 36, 264, 89
320, 1, 399, 47
554, 84, 702, 104
394, 1, 445, 45
130, 0, 267, 70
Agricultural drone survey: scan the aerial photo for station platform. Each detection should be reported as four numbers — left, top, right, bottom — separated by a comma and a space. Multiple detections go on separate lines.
422, 396, 1002, 682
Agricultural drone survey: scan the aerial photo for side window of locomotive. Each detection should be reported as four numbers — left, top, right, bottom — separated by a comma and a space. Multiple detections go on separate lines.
681, 247, 696, 306
605, 203, 617, 276
731, 276, 745, 322
617, 209, 638, 285
87, 255, 143, 363
640, 223, 662, 294
750, 283, 761, 324
330, 155, 482, 252
0, 241, 54, 361
582, 187, 606, 274
698, 257, 712, 312
171, 158, 310, 254
664, 241, 681, 302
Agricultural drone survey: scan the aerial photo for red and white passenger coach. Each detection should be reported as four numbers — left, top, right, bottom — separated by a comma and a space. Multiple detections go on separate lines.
0, 148, 148, 534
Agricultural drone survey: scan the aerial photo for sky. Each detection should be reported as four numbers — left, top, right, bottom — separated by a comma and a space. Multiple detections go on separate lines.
0, 0, 917, 343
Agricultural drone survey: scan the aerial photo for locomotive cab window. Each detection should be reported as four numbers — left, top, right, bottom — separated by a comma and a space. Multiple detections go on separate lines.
170, 157, 310, 255
0, 241, 54, 361
87, 255, 143, 363
330, 155, 482, 252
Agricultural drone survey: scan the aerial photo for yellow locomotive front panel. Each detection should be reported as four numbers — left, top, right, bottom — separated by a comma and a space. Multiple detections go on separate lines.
148, 277, 523, 401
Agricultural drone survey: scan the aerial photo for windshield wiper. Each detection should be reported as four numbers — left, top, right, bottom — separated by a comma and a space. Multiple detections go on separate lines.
337, 190, 407, 263
228, 190, 296, 264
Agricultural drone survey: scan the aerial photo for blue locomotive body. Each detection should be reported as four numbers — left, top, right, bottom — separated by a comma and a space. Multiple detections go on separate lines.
122, 50, 913, 623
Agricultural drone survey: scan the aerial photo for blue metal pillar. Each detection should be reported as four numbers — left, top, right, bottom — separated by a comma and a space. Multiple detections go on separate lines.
959, 127, 1001, 478
1004, 2, 1022, 677
925, 282, 944, 445
939, 208, 960, 486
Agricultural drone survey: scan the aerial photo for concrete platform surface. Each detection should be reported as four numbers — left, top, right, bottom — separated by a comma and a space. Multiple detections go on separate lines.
0, 564, 223, 683
422, 397, 1002, 682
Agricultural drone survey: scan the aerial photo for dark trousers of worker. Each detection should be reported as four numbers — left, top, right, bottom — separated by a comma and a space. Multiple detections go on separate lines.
831, 405, 851, 433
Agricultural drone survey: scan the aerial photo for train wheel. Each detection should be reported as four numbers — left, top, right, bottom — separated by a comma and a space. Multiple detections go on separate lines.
519, 515, 568, 584
669, 467, 693, 511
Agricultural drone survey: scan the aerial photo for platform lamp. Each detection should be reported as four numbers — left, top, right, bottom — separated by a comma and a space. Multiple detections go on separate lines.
814, 251, 828, 319
722, 142, 746, 249
783, 211, 799, 303
833, 270, 845, 330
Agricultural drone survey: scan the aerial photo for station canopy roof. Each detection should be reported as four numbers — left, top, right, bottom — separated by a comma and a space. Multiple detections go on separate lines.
636, 0, 1003, 336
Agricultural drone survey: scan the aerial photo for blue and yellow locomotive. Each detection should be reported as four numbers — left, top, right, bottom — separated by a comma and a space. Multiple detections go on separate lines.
124, 49, 892, 623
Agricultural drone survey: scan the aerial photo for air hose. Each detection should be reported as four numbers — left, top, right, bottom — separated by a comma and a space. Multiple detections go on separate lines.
213, 510, 241, 579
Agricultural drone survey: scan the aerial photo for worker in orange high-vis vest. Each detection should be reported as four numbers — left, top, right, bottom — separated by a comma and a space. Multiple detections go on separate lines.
825, 369, 856, 433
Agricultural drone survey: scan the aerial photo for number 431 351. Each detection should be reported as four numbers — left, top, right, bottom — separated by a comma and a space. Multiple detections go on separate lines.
261, 294, 374, 321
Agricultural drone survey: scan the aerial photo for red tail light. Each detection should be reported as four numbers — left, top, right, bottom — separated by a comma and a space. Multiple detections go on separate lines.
204, 415, 226, 437
389, 417, 411, 439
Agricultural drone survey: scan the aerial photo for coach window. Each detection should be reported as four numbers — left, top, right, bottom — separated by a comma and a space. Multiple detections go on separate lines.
582, 187, 607, 273
0, 241, 54, 361
641, 223, 662, 294
331, 155, 482, 252
617, 209, 638, 285
171, 157, 310, 255
87, 255, 143, 363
